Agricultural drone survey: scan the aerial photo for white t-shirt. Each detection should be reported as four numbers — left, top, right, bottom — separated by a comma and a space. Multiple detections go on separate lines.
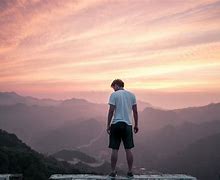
108, 89, 137, 125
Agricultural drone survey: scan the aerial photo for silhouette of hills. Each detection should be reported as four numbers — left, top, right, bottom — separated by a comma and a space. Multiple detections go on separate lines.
1, 91, 220, 179
139, 102, 220, 131
157, 132, 220, 180
0, 129, 80, 180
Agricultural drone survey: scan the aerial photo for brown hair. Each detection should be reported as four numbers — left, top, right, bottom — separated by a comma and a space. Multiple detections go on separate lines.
111, 79, 124, 88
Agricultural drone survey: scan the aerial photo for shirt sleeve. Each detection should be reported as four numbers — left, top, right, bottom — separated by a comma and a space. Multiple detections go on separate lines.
132, 94, 137, 105
108, 93, 116, 105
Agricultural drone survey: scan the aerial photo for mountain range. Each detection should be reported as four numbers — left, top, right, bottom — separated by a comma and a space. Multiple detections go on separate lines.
1, 91, 220, 179
0, 129, 80, 180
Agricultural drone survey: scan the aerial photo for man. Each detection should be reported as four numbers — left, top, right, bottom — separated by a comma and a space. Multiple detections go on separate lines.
107, 79, 139, 178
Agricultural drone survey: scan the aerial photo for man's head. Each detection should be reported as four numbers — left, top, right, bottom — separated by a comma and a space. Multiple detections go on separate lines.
111, 79, 124, 91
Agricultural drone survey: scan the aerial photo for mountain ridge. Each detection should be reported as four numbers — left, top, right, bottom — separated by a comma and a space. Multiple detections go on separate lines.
0, 91, 153, 111
0, 129, 81, 180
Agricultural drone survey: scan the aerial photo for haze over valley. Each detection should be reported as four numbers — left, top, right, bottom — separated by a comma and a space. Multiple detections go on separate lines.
1, 91, 220, 179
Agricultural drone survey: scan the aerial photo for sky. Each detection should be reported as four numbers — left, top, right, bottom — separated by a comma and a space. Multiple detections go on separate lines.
0, 0, 220, 109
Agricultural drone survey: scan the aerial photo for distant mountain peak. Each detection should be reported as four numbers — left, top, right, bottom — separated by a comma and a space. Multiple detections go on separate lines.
61, 97, 92, 106
0, 91, 19, 96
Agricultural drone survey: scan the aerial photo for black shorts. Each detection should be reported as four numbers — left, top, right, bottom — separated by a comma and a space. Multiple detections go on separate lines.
109, 122, 134, 150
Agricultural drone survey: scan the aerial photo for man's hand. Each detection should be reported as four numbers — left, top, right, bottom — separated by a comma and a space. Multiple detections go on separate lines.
107, 125, 111, 134
132, 104, 138, 134
107, 104, 115, 135
134, 126, 139, 134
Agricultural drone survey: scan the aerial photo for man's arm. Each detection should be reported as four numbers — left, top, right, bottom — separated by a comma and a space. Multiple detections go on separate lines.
107, 104, 115, 134
132, 104, 139, 133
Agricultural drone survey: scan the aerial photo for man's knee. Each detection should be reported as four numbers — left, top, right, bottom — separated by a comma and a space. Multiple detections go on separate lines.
125, 148, 132, 154
112, 149, 118, 154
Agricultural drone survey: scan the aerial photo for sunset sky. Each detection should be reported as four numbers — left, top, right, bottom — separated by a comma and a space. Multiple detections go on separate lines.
0, 0, 220, 108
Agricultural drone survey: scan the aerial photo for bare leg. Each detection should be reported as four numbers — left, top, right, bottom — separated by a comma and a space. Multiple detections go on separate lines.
125, 149, 133, 172
111, 149, 118, 172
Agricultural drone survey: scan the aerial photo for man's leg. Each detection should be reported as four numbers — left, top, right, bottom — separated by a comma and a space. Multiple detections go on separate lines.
125, 148, 133, 172
111, 149, 118, 172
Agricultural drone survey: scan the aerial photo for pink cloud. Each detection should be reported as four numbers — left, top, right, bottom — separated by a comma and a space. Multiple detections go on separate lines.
0, 0, 220, 98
